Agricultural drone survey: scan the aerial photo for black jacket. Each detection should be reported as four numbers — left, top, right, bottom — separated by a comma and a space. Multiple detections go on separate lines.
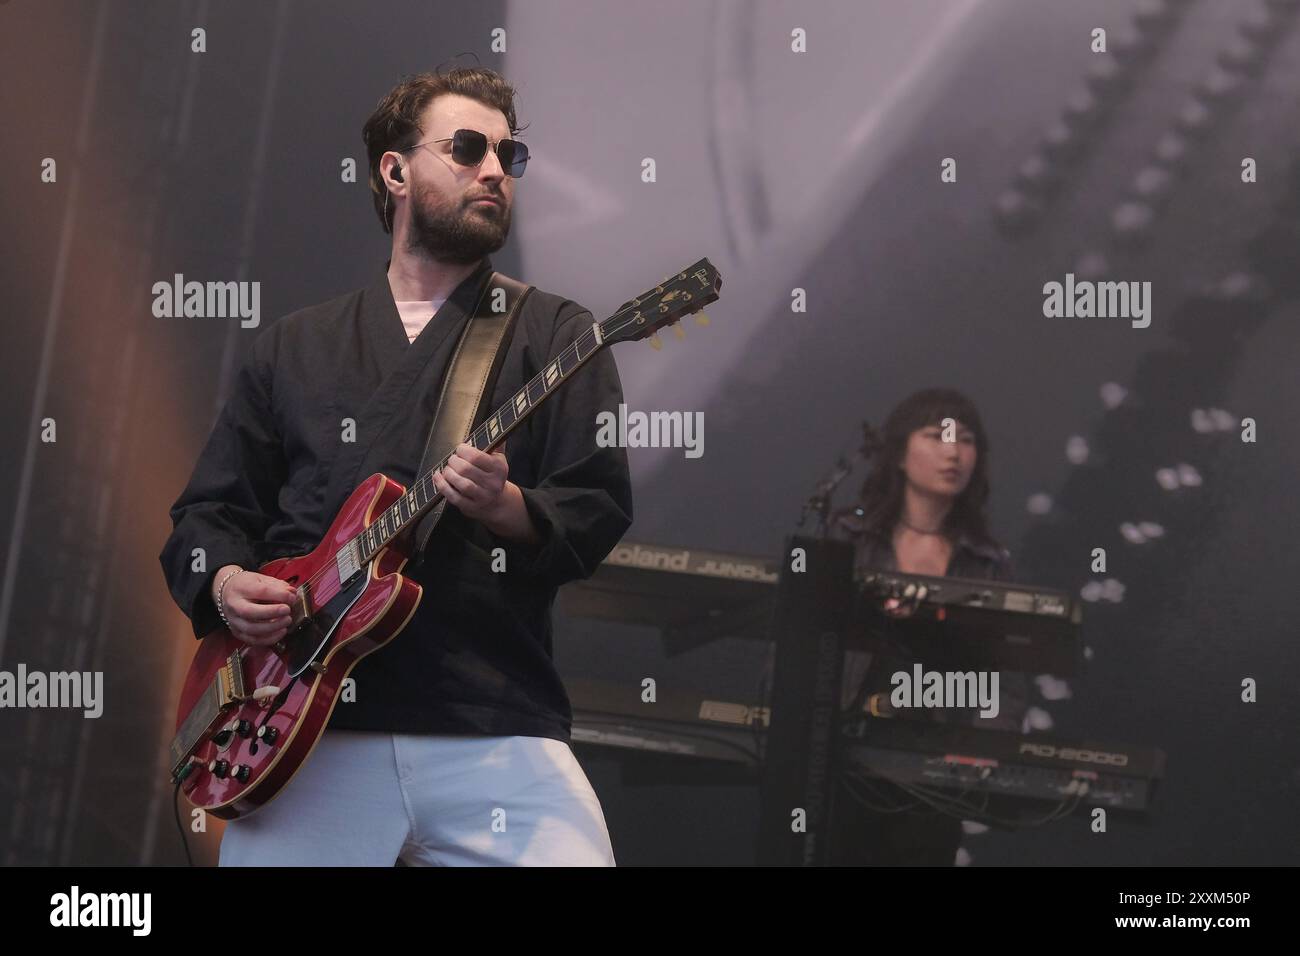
159, 256, 633, 741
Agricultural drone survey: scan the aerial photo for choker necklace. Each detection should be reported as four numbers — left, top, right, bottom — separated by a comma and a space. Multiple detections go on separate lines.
899, 518, 946, 536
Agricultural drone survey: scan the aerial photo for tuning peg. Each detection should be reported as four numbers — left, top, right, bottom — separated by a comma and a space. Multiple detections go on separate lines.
649, 333, 663, 350
672, 323, 685, 340
695, 313, 710, 326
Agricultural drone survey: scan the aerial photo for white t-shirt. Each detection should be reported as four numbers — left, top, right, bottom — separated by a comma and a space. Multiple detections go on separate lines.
394, 299, 447, 342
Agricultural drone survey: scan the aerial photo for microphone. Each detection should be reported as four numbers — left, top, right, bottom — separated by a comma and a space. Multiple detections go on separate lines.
797, 420, 878, 534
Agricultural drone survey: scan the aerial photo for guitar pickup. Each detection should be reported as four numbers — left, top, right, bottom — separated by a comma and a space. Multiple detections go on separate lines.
335, 539, 362, 583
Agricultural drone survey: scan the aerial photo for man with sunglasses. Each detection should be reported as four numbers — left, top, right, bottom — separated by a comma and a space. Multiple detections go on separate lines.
160, 68, 632, 866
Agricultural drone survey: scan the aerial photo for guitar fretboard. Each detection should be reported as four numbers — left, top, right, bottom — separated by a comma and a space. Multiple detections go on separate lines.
353, 321, 604, 564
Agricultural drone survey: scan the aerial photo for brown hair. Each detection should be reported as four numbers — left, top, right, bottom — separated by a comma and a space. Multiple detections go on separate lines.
361, 67, 524, 233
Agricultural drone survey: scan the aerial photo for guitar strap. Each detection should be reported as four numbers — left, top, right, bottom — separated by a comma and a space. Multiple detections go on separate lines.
411, 271, 534, 557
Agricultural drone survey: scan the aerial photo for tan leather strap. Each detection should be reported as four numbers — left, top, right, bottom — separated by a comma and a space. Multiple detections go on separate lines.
413, 271, 533, 554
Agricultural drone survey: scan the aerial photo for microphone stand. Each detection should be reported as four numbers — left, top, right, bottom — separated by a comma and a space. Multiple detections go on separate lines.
797, 421, 874, 538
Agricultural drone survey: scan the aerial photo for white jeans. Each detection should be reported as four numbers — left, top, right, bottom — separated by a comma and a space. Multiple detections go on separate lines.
218, 730, 615, 866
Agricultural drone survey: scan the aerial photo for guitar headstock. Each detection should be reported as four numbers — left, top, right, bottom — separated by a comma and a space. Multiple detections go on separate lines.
600, 258, 721, 348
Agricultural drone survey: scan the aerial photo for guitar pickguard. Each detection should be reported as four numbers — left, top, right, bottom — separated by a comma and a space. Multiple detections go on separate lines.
282, 572, 370, 678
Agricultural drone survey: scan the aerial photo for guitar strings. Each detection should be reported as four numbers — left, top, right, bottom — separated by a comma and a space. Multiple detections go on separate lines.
282, 289, 697, 609
288, 320, 601, 604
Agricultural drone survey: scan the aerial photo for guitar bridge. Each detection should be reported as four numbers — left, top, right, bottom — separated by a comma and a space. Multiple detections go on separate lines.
168, 650, 248, 780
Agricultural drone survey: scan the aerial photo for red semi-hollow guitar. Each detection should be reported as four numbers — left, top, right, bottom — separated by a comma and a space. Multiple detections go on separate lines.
170, 260, 720, 819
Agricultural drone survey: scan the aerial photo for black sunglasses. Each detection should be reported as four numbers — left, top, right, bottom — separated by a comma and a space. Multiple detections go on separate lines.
401, 128, 529, 178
